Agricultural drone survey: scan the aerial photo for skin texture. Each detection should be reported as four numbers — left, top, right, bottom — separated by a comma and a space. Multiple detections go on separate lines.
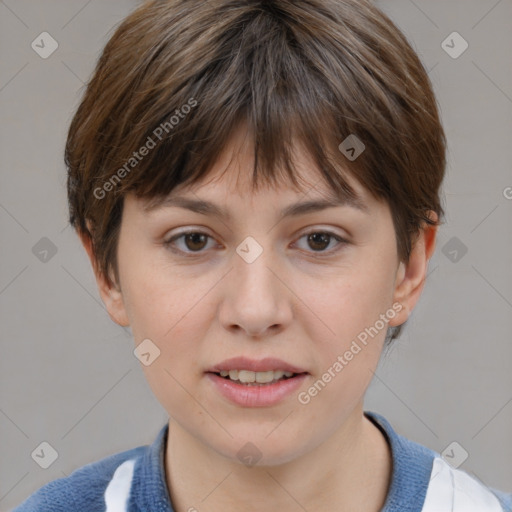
81, 127, 438, 512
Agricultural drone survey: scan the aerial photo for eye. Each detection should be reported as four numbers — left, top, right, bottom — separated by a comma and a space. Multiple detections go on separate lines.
163, 229, 348, 257
294, 230, 347, 255
163, 230, 216, 255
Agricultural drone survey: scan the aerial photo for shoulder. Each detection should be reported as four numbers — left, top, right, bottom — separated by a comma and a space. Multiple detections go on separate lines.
11, 445, 146, 512
422, 456, 512, 512
364, 411, 512, 512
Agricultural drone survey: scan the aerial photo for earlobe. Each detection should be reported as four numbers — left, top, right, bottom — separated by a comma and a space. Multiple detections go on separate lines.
78, 226, 130, 327
389, 213, 438, 327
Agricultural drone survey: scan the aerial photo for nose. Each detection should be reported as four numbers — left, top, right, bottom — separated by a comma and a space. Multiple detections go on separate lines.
218, 242, 293, 338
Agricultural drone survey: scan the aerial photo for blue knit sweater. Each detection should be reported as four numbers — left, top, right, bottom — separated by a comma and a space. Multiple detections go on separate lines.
12, 411, 512, 511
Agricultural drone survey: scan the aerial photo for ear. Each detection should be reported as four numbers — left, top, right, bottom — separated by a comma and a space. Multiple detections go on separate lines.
388, 211, 438, 327
78, 223, 130, 327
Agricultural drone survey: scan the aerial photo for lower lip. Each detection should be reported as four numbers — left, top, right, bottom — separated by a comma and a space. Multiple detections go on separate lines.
206, 373, 308, 407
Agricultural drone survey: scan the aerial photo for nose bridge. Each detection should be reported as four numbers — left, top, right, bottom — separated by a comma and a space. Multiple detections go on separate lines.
235, 235, 280, 305
219, 235, 291, 336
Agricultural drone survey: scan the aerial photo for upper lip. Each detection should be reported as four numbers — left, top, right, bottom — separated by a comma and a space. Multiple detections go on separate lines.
206, 357, 308, 374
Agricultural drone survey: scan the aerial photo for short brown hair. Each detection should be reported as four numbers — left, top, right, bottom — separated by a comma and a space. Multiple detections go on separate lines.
66, 0, 446, 344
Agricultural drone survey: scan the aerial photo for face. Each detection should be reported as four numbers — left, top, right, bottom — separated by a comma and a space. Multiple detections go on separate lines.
84, 128, 435, 466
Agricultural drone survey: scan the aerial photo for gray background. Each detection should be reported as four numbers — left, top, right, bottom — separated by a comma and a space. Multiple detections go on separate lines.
1, 0, 511, 510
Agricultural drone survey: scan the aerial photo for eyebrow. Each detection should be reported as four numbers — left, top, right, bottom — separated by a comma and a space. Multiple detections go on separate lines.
143, 193, 368, 221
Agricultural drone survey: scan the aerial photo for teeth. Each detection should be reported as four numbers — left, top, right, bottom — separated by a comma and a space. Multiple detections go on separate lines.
268, 370, 284, 381
256, 371, 276, 383
217, 369, 295, 383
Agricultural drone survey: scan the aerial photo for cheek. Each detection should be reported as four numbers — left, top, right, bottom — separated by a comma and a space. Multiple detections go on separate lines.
301, 256, 397, 345
122, 263, 217, 369
298, 251, 397, 396
121, 260, 208, 342
122, 269, 214, 418
297, 276, 391, 425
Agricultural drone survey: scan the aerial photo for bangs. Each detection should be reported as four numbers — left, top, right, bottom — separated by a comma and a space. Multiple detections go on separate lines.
110, 9, 369, 208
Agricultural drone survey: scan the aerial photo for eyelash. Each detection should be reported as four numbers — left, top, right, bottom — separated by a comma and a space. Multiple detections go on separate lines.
163, 229, 348, 258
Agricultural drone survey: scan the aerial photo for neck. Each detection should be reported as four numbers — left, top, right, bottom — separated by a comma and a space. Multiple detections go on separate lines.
165, 405, 392, 512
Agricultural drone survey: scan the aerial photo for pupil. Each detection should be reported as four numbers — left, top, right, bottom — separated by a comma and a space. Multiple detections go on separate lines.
186, 233, 207, 251
308, 233, 329, 251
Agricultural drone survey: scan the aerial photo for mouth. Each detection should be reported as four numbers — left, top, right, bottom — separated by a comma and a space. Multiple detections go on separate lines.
205, 357, 309, 407
208, 369, 307, 386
